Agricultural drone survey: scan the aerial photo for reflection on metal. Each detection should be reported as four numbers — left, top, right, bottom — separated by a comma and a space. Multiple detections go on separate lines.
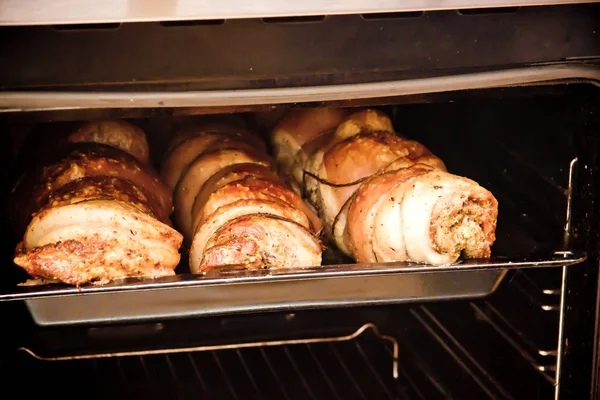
0, 251, 584, 302
554, 266, 569, 399
0, 0, 598, 26
0, 250, 585, 325
1, 65, 599, 112
555, 157, 577, 398
564, 157, 577, 235
17, 322, 400, 379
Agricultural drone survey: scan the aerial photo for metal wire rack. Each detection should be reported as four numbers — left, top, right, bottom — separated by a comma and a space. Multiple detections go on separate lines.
10, 323, 399, 400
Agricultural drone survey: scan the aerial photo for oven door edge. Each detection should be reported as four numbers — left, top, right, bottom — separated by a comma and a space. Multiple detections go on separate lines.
0, 64, 599, 112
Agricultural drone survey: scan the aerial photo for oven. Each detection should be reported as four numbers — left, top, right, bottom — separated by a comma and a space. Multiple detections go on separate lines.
0, 2, 599, 399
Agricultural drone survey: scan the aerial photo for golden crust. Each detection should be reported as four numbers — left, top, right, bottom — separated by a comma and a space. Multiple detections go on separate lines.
10, 143, 172, 238
322, 132, 430, 185
14, 238, 177, 286
42, 176, 172, 226
14, 200, 183, 285
191, 163, 281, 227
161, 130, 268, 190
269, 107, 498, 265
189, 198, 312, 273
68, 120, 151, 165
174, 147, 272, 241
198, 215, 322, 273
195, 177, 323, 235
334, 109, 394, 140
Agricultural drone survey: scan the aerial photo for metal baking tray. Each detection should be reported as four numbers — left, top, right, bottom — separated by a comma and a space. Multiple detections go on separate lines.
0, 251, 584, 326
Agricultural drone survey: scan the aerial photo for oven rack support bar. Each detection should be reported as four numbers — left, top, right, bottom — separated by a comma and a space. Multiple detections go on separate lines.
0, 0, 598, 26
16, 322, 400, 380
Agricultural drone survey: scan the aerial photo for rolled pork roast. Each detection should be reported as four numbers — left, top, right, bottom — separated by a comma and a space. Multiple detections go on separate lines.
162, 119, 323, 274
270, 108, 499, 265
11, 120, 182, 285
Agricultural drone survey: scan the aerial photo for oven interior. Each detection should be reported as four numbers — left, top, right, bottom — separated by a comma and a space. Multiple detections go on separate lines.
0, 80, 598, 399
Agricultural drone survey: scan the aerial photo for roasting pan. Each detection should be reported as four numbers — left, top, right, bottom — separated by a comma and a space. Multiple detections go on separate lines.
0, 65, 594, 326
0, 252, 583, 325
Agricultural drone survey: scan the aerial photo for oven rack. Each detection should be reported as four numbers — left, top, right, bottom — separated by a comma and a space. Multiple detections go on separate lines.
10, 323, 400, 400
6, 267, 561, 399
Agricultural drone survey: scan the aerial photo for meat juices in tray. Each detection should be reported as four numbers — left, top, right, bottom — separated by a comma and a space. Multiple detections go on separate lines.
8, 108, 499, 288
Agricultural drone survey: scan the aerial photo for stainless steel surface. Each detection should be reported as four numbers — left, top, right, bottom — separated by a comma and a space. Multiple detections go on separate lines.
2, 7, 598, 97
0, 0, 598, 26
564, 158, 578, 235
1, 65, 599, 112
555, 158, 577, 396
12, 252, 581, 326
555, 266, 569, 398
1, 252, 583, 300
23, 269, 505, 326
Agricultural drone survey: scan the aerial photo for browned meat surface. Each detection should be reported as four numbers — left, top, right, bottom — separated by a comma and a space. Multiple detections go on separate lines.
347, 164, 434, 262
161, 129, 266, 191
9, 143, 172, 237
11, 132, 181, 286
193, 176, 323, 236
271, 107, 348, 187
68, 119, 151, 165
14, 200, 182, 285
312, 131, 447, 235
173, 147, 272, 241
190, 198, 313, 273
42, 176, 172, 226
333, 109, 394, 140
269, 108, 498, 265
13, 119, 150, 172
198, 215, 322, 273
162, 120, 323, 272
191, 163, 283, 225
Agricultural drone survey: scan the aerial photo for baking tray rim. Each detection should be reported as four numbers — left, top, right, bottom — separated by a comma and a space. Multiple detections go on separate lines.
0, 250, 585, 301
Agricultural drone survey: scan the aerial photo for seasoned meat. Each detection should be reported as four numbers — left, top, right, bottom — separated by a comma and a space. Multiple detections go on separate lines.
399, 170, 498, 264
198, 215, 322, 273
68, 120, 151, 165
190, 198, 313, 273
9, 143, 172, 238
268, 108, 498, 265
347, 165, 434, 262
271, 107, 348, 187
191, 163, 283, 227
42, 176, 172, 226
173, 147, 272, 241
163, 119, 323, 273
192, 176, 322, 236
309, 131, 446, 239
14, 200, 183, 285
333, 109, 394, 140
161, 129, 266, 190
